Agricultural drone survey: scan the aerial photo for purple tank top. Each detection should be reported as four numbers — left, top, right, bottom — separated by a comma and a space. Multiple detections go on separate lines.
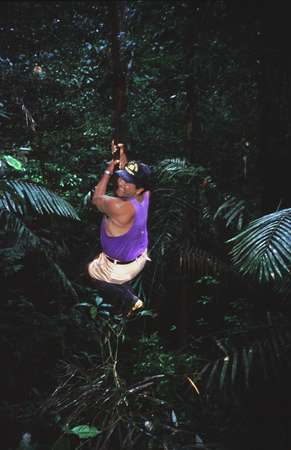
100, 191, 150, 262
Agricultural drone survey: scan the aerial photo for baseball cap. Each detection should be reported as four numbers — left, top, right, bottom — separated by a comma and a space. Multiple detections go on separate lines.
115, 160, 152, 189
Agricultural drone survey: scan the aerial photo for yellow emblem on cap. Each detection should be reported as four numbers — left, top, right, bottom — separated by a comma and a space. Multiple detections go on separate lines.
125, 161, 138, 175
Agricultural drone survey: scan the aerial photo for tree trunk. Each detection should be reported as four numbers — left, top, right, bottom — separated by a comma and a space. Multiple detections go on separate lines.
183, 2, 204, 164
258, 5, 291, 212
109, 0, 128, 144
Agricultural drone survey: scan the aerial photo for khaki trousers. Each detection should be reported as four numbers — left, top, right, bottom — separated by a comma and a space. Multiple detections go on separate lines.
87, 249, 150, 284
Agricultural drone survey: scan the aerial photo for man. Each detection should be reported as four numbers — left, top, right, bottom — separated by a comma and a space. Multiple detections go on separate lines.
87, 142, 152, 317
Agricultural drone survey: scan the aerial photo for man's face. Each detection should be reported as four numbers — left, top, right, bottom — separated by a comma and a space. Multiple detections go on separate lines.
116, 176, 139, 198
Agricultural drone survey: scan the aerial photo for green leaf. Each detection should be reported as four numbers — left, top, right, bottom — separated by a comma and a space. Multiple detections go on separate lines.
19, 146, 32, 152
100, 303, 112, 308
219, 357, 229, 390
139, 309, 154, 317
3, 155, 23, 171
69, 425, 101, 439
95, 295, 104, 306
90, 306, 98, 319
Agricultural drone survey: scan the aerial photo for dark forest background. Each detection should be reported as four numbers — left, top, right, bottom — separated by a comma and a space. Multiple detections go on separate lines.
1, 1, 291, 449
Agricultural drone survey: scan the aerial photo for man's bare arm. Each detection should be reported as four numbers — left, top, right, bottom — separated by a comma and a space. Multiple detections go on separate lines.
91, 157, 134, 224
91, 159, 119, 214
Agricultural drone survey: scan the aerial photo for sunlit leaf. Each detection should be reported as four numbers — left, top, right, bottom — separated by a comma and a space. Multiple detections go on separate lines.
90, 306, 98, 319
69, 425, 101, 439
3, 155, 23, 171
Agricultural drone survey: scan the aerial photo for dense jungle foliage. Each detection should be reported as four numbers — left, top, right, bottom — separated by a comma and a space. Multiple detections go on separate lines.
1, 1, 291, 449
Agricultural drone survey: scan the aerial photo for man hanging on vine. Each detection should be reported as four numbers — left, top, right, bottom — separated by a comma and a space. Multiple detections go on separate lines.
87, 141, 152, 317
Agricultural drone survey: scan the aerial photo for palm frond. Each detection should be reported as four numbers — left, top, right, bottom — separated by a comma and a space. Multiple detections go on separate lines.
200, 317, 291, 396
154, 158, 207, 183
214, 195, 247, 231
275, 273, 291, 299
0, 104, 10, 119
178, 246, 228, 277
45, 256, 79, 300
228, 208, 291, 282
0, 211, 78, 299
0, 210, 41, 247
0, 180, 80, 220
150, 186, 191, 257
0, 246, 26, 276
150, 159, 210, 256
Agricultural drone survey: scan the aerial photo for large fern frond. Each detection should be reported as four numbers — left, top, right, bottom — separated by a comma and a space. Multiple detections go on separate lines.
0, 210, 41, 247
0, 211, 78, 299
227, 208, 291, 282
0, 104, 10, 119
199, 315, 291, 396
155, 158, 207, 183
178, 245, 228, 277
214, 195, 247, 231
0, 180, 80, 220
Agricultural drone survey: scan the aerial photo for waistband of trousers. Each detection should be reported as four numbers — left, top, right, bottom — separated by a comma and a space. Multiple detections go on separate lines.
104, 252, 144, 265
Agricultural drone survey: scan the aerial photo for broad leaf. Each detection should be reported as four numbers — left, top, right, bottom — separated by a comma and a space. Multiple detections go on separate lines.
3, 155, 23, 171
69, 425, 101, 439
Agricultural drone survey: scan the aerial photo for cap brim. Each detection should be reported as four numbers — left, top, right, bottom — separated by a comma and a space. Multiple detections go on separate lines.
115, 169, 135, 183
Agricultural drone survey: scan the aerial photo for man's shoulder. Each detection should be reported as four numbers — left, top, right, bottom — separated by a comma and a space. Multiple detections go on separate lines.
109, 196, 135, 215
105, 197, 135, 227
